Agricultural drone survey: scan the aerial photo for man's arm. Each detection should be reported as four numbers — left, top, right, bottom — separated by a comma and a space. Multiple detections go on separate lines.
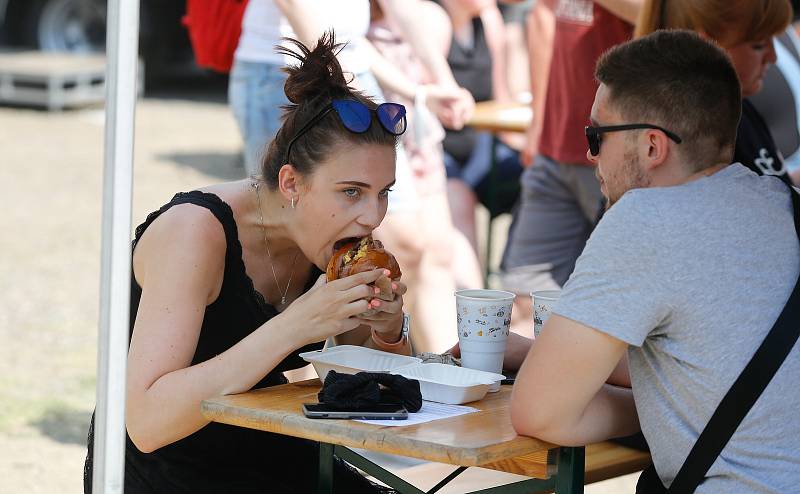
592, 0, 643, 25
521, 0, 555, 165
607, 353, 631, 387
510, 314, 640, 446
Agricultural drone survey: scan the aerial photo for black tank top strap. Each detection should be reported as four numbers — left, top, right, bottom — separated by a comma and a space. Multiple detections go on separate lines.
132, 191, 250, 299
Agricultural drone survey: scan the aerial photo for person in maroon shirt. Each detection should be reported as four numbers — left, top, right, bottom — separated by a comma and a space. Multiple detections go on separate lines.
501, 0, 636, 335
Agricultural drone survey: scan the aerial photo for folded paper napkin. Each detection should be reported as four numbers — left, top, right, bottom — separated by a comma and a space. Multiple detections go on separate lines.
318, 371, 423, 412
416, 352, 461, 366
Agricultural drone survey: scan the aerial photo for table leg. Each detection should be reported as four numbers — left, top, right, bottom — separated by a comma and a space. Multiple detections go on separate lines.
554, 447, 585, 494
484, 136, 499, 286
318, 442, 334, 494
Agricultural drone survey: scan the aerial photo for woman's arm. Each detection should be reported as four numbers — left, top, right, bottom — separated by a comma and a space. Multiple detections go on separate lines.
480, 4, 512, 102
593, 0, 642, 25
377, 0, 459, 89
274, 0, 324, 48
126, 205, 385, 452
126, 205, 306, 453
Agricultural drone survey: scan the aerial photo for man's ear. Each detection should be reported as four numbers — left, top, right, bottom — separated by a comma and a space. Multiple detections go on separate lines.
642, 129, 670, 171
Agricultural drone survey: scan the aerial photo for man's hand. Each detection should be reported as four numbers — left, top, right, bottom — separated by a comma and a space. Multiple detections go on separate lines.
448, 331, 533, 371
521, 121, 541, 166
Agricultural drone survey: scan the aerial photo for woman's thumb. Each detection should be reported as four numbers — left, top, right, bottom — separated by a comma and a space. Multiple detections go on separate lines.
312, 274, 327, 288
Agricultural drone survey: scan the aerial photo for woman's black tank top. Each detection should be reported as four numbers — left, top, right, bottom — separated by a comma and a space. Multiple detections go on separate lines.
84, 191, 325, 493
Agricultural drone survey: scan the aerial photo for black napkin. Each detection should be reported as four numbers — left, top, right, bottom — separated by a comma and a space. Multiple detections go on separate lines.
318, 371, 423, 413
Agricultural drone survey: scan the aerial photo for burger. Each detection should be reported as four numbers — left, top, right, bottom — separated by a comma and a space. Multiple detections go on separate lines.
326, 236, 401, 301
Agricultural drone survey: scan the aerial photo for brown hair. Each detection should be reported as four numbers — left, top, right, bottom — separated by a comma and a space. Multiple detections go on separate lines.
635, 0, 792, 46
260, 31, 399, 188
596, 30, 742, 170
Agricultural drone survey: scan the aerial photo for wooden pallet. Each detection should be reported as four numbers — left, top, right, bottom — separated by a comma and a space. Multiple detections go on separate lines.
0, 50, 141, 111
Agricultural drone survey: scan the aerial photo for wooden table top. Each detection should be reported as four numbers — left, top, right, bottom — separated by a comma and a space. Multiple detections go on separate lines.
201, 379, 555, 468
468, 101, 532, 133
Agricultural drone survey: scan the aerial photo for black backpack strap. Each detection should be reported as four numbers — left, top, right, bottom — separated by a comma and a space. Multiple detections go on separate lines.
667, 185, 800, 493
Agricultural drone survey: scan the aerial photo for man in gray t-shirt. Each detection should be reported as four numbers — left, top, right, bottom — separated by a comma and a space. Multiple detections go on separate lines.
509, 31, 800, 492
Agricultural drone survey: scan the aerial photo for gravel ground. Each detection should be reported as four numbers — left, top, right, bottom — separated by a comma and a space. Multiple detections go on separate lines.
0, 86, 637, 493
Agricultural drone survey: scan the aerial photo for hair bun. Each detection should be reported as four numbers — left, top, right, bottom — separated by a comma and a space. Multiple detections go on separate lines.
277, 31, 351, 104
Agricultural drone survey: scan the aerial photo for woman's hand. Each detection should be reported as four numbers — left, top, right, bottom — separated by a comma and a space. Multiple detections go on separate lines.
279, 268, 389, 346
356, 276, 407, 341
427, 85, 475, 130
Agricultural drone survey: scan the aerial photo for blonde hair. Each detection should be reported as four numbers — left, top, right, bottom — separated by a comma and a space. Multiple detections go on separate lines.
635, 0, 792, 46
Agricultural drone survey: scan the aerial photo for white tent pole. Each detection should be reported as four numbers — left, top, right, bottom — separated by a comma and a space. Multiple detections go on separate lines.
94, 0, 139, 492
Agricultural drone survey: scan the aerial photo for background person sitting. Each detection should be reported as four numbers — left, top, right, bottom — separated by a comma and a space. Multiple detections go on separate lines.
436, 0, 525, 256
750, 8, 800, 184
636, 0, 794, 186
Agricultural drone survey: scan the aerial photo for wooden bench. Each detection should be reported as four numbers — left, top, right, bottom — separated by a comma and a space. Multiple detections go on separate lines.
584, 441, 651, 484
479, 440, 651, 486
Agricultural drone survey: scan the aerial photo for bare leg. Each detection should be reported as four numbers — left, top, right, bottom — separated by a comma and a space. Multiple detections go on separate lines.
510, 293, 533, 339
412, 192, 482, 353
450, 227, 484, 289
446, 178, 480, 254
373, 211, 425, 347
375, 190, 484, 354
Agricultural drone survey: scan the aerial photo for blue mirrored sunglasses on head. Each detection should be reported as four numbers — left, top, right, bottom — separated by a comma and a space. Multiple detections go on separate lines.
286, 99, 407, 162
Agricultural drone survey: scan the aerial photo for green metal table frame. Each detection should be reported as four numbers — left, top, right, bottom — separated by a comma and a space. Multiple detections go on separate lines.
318, 443, 586, 494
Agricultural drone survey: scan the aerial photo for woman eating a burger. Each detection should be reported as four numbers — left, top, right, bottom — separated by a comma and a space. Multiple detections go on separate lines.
84, 32, 409, 493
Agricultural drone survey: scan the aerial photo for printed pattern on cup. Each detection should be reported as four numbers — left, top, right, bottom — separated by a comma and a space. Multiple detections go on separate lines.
531, 290, 560, 338
458, 304, 512, 338
533, 301, 552, 337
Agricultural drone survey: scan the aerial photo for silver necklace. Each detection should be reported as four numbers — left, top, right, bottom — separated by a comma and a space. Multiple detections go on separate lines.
252, 181, 299, 306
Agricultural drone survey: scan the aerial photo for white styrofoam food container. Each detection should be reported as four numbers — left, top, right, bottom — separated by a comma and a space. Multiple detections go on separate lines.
396, 363, 505, 404
395, 363, 506, 404
299, 345, 422, 381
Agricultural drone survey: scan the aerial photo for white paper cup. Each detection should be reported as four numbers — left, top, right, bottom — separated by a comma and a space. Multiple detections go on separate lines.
455, 289, 515, 391
531, 289, 561, 338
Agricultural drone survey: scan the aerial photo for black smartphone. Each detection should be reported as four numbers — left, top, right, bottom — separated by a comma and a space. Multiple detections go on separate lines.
302, 402, 409, 420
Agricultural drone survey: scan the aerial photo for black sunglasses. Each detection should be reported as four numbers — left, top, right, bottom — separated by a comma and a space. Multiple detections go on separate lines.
286, 99, 407, 162
585, 123, 683, 156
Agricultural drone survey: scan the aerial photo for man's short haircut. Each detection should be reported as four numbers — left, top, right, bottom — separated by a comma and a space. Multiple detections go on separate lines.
595, 30, 742, 170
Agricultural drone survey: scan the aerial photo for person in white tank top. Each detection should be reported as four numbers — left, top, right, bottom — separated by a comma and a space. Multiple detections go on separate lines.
235, 0, 371, 75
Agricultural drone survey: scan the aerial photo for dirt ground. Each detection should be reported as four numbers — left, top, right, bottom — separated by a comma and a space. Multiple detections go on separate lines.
0, 84, 637, 493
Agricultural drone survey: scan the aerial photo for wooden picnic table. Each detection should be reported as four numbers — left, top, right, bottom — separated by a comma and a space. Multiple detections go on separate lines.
201, 379, 650, 494
468, 100, 532, 134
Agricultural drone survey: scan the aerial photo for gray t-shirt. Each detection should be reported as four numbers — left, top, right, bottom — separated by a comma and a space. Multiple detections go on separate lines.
555, 164, 800, 492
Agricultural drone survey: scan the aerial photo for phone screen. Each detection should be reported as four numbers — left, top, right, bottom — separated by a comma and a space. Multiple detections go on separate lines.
302, 402, 409, 420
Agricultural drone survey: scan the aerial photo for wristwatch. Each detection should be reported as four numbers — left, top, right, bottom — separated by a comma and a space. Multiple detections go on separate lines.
371, 312, 410, 350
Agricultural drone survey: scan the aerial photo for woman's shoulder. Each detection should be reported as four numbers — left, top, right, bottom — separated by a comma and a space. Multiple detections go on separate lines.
139, 181, 248, 248
136, 200, 228, 266
132, 191, 237, 289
